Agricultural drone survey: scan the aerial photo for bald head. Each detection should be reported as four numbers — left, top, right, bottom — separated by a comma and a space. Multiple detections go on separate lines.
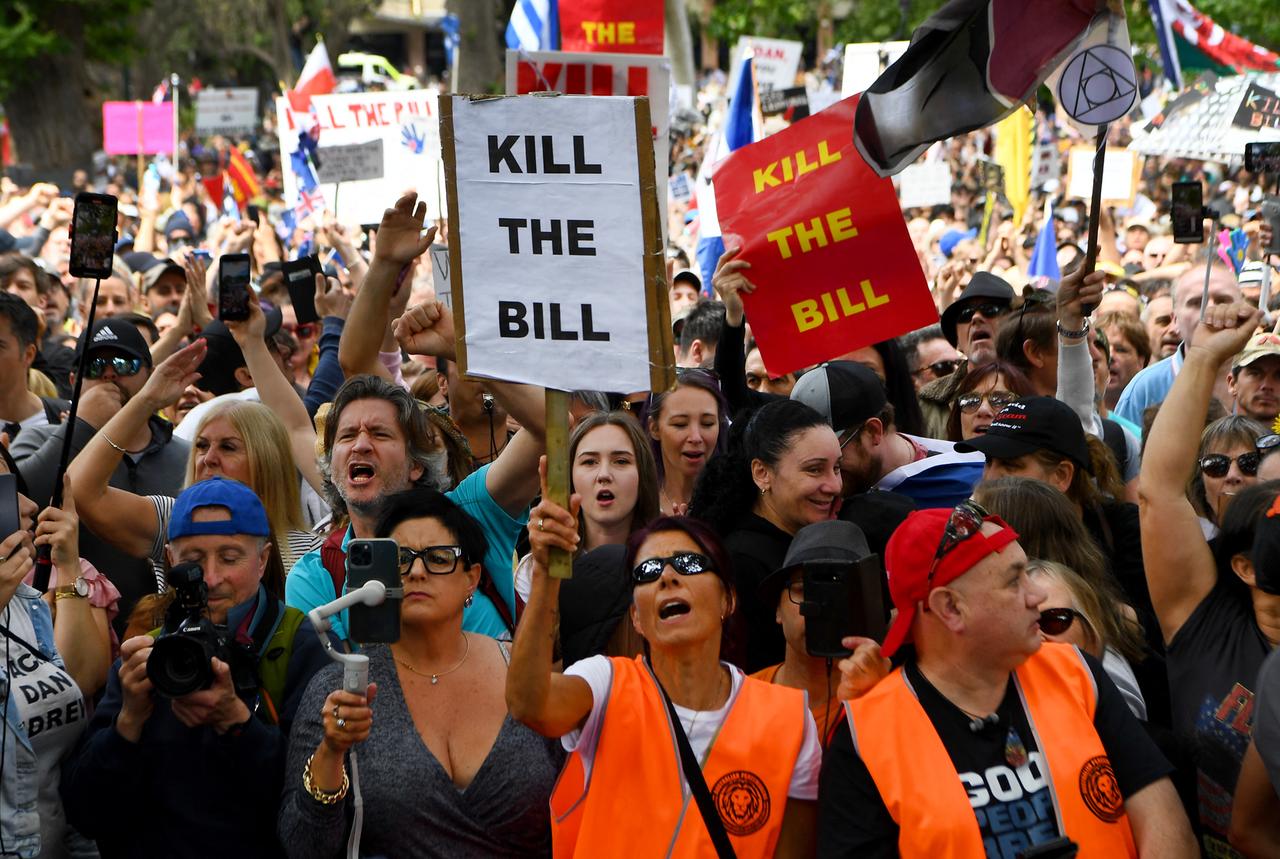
1173, 263, 1241, 348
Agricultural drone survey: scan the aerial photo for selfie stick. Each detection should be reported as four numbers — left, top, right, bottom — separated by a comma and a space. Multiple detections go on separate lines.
32, 274, 106, 592
1200, 214, 1218, 323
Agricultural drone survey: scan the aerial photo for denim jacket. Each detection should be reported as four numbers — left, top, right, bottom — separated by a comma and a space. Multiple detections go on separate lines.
1, 583, 63, 858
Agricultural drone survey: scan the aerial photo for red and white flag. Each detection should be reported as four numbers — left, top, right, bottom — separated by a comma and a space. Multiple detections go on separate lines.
288, 41, 337, 112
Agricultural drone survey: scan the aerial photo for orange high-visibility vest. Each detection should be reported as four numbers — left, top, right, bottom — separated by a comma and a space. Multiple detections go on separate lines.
551, 655, 808, 858
846, 643, 1137, 858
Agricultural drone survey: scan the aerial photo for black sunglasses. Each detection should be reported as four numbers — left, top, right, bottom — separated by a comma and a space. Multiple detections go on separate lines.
632, 551, 716, 585
955, 302, 1009, 324
398, 545, 465, 576
927, 500, 988, 591
1039, 607, 1091, 637
85, 356, 144, 379
1199, 452, 1261, 479
914, 359, 961, 378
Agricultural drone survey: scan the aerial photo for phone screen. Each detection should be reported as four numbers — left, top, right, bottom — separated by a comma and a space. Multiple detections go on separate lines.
1171, 181, 1204, 244
346, 538, 402, 644
218, 254, 252, 321
69, 193, 118, 278
1246, 142, 1280, 174
0, 473, 18, 540
283, 256, 322, 325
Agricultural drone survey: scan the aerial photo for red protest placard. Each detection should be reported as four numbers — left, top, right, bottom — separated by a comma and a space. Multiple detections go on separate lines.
715, 96, 936, 377
559, 0, 663, 55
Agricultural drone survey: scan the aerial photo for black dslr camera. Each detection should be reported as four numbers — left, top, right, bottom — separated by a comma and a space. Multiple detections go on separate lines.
146, 562, 257, 699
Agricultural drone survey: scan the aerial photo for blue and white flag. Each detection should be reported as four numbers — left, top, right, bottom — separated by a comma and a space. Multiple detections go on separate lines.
1028, 200, 1061, 287
506, 0, 559, 52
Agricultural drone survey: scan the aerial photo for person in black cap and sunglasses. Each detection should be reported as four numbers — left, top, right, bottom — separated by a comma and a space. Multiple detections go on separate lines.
939, 272, 1015, 367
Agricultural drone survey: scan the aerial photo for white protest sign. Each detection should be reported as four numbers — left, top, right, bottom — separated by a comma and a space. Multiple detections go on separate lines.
444, 95, 655, 393
195, 87, 259, 136
429, 243, 451, 310
276, 90, 442, 225
315, 139, 385, 184
730, 37, 804, 92
1067, 146, 1139, 205
842, 41, 909, 96
897, 162, 953, 208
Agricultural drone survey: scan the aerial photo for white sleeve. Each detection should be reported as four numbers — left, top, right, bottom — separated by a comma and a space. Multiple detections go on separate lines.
787, 699, 822, 801
560, 654, 615, 785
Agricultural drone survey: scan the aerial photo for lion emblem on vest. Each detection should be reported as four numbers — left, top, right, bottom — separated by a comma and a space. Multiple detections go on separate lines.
711, 770, 771, 836
1079, 755, 1124, 822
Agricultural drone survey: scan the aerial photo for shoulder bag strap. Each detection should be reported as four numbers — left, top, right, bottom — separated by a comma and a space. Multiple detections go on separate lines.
654, 675, 738, 859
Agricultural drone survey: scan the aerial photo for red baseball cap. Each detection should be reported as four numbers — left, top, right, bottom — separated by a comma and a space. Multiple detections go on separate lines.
881, 506, 1020, 658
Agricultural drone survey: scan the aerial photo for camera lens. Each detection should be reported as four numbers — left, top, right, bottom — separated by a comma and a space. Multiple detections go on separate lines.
147, 632, 215, 698
352, 544, 370, 566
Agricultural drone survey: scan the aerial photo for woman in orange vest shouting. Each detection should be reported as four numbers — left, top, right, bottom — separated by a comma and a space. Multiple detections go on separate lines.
508, 457, 821, 858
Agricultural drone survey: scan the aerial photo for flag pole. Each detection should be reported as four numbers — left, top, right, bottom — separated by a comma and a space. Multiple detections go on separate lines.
171, 73, 180, 167
1082, 122, 1109, 313
135, 101, 145, 200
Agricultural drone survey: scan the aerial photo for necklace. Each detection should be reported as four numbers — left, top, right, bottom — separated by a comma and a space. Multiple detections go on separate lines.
395, 634, 470, 685
918, 664, 1027, 768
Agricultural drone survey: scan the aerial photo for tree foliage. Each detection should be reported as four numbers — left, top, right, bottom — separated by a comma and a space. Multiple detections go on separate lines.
0, 0, 145, 101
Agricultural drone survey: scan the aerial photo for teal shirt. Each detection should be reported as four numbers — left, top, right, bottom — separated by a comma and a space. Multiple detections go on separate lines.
285, 464, 527, 641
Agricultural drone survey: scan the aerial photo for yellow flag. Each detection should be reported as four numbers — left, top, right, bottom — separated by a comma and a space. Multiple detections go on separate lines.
995, 106, 1034, 226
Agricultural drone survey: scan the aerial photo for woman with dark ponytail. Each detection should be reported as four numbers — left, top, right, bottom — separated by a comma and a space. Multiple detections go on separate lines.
690, 398, 842, 671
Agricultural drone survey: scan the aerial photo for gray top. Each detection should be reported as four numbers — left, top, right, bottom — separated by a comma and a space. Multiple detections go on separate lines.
279, 643, 563, 859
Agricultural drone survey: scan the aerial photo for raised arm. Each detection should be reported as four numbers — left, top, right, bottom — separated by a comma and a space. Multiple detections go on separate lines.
150, 252, 213, 365
1139, 301, 1261, 644
67, 340, 206, 559
1055, 268, 1107, 433
506, 459, 594, 737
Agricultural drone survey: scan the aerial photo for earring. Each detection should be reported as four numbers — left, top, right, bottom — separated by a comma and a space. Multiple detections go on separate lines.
464, 593, 474, 608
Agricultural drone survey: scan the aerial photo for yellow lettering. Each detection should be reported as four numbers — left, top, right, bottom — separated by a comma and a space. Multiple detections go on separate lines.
837, 287, 865, 315
780, 156, 794, 182
861, 279, 890, 308
581, 22, 597, 42
827, 208, 858, 242
818, 140, 842, 165
821, 292, 838, 322
792, 300, 823, 332
602, 22, 617, 42
753, 163, 780, 194
766, 226, 795, 259
796, 149, 819, 177
619, 22, 635, 43
795, 218, 829, 254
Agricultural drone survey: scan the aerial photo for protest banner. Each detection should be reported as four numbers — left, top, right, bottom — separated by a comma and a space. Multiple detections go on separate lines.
429, 243, 452, 310
102, 102, 175, 155
195, 87, 259, 136
276, 90, 442, 225
315, 139, 385, 185
897, 161, 953, 208
841, 42, 909, 96
715, 96, 936, 376
1234, 81, 1280, 130
1066, 146, 1140, 206
730, 37, 803, 92
559, 0, 663, 54
759, 87, 810, 119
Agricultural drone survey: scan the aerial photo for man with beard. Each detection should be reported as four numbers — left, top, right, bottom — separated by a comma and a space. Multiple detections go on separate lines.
13, 317, 189, 627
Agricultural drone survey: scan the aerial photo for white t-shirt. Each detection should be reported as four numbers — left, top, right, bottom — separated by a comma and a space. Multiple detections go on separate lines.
562, 655, 822, 800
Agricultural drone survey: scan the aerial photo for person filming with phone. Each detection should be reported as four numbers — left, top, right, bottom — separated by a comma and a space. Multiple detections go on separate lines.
818, 502, 1195, 858
62, 477, 330, 857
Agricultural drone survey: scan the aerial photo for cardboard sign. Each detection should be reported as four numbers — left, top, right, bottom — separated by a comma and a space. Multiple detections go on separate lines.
841, 42, 909, 96
760, 86, 810, 117
559, 0, 663, 55
195, 87, 259, 136
1233, 82, 1280, 131
715, 96, 936, 376
315, 139, 386, 184
276, 90, 442, 225
441, 94, 670, 393
429, 243, 452, 310
731, 37, 804, 92
1066, 146, 1139, 206
898, 162, 953, 209
102, 102, 175, 155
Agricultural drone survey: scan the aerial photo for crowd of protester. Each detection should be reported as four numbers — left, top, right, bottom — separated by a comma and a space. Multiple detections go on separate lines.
1, 57, 1280, 859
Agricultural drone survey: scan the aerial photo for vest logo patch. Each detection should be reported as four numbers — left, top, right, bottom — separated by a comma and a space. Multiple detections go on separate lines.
711, 770, 770, 836
1078, 755, 1123, 822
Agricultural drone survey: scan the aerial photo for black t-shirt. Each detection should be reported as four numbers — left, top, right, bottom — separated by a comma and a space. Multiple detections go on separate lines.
1165, 577, 1269, 855
817, 652, 1172, 859
723, 513, 791, 672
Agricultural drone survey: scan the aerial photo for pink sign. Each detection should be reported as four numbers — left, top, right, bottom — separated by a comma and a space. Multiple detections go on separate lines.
102, 102, 174, 155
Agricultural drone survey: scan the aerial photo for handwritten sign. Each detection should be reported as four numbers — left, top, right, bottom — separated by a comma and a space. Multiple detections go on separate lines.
102, 102, 174, 155
1234, 82, 1280, 131
715, 96, 936, 376
195, 87, 259, 136
315, 139, 385, 184
731, 37, 803, 93
559, 0, 663, 54
429, 243, 452, 310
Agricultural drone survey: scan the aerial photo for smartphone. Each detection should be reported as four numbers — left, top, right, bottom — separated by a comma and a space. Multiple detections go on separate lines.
68, 192, 119, 278
246, 204, 261, 225
801, 558, 888, 659
217, 253, 252, 321
0, 474, 18, 540
282, 255, 322, 324
1171, 181, 1205, 244
1262, 198, 1280, 255
1246, 142, 1280, 174
346, 538, 402, 644
191, 249, 212, 265
361, 224, 378, 253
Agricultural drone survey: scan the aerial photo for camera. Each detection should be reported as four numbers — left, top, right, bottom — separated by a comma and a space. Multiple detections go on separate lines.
147, 563, 253, 698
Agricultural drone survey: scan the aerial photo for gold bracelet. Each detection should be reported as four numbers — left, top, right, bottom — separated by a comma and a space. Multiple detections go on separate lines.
303, 751, 349, 804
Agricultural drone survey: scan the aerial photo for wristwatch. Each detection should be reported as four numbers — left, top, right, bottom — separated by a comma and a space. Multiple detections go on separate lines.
53, 577, 90, 600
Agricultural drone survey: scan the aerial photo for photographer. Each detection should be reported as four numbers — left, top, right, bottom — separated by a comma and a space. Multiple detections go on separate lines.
62, 478, 330, 857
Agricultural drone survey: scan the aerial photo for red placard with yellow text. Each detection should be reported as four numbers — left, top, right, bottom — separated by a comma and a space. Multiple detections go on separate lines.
559, 0, 663, 55
716, 96, 936, 376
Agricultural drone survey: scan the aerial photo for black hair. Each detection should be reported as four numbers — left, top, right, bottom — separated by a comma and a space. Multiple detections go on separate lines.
871, 339, 924, 436
677, 300, 726, 353
689, 398, 827, 536
374, 487, 489, 568
0, 292, 38, 350
898, 323, 946, 373
1214, 480, 1280, 600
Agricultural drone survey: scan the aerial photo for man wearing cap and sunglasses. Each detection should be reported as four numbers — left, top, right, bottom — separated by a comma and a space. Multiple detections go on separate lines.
818, 503, 1195, 858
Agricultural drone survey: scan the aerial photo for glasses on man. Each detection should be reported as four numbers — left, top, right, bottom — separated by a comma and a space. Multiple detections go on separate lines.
913, 360, 961, 379
632, 551, 716, 585
1198, 452, 1261, 479
85, 356, 144, 379
954, 391, 1019, 414
1039, 607, 1093, 637
398, 545, 465, 576
926, 500, 989, 592
955, 302, 1010, 324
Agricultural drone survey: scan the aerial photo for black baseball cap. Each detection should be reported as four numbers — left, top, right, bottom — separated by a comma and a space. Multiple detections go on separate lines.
759, 520, 872, 605
789, 361, 886, 433
77, 317, 153, 367
955, 396, 1092, 473
939, 272, 1015, 347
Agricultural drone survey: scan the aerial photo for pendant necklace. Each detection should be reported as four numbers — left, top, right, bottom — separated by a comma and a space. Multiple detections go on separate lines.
395, 634, 470, 685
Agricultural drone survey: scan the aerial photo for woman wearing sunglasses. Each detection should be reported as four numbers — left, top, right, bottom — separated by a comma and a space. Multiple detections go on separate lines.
944, 360, 1034, 441
1140, 300, 1280, 856
508, 460, 821, 859
1188, 415, 1268, 535
280, 488, 563, 858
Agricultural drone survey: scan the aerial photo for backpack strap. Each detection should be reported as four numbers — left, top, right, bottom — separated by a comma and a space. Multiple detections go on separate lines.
477, 571, 519, 637
256, 605, 307, 726
320, 528, 347, 600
